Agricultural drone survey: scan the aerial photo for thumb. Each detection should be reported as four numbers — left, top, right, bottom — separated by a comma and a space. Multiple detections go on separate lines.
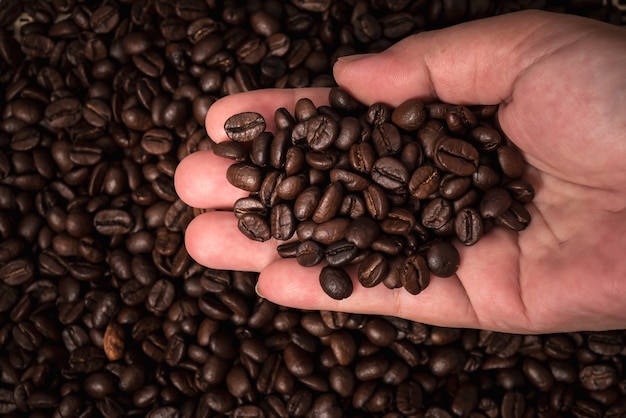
333, 10, 575, 107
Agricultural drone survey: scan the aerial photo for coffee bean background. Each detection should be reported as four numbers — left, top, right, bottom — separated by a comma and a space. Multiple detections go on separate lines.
0, 1, 624, 417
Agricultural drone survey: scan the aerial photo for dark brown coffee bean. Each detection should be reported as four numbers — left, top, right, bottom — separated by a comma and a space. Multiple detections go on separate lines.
270, 129, 290, 169
293, 186, 321, 221
439, 174, 471, 199
366, 103, 392, 126
505, 179, 535, 204
579, 364, 618, 391
501, 390, 526, 418
141, 129, 174, 155
455, 207, 483, 245
319, 266, 353, 300
496, 201, 531, 231
425, 240, 460, 277
270, 203, 296, 240
224, 112, 266, 142
238, 213, 271, 242
233, 197, 266, 218
325, 240, 358, 266
296, 240, 324, 267
358, 252, 389, 288
0, 258, 35, 286
498, 145, 525, 179
284, 146, 305, 176
312, 182, 343, 223
523, 358, 554, 392
226, 162, 263, 192
446, 105, 477, 135
421, 197, 452, 230
329, 168, 370, 192
90, 5, 119, 33
371, 157, 409, 190
392, 99, 426, 131
480, 187, 513, 218
345, 217, 380, 249
435, 137, 479, 176
45, 98, 82, 129
339, 194, 367, 219
312, 217, 350, 245
259, 170, 284, 207
409, 165, 440, 199
329, 87, 361, 112
212, 141, 247, 162
400, 254, 429, 295
372, 123, 402, 156
305, 114, 338, 151
93, 209, 134, 235
468, 125, 502, 151
276, 174, 308, 200
363, 184, 389, 220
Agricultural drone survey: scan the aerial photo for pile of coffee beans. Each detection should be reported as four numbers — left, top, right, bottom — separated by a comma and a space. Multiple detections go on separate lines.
0, 0, 623, 417
219, 89, 534, 299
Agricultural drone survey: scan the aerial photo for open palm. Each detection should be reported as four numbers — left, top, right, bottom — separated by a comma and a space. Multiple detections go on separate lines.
175, 11, 626, 333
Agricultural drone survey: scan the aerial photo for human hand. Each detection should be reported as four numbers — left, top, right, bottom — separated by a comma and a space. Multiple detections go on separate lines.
175, 10, 626, 334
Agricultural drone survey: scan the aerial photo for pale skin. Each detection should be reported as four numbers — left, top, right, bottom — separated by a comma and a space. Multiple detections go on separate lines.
175, 10, 626, 334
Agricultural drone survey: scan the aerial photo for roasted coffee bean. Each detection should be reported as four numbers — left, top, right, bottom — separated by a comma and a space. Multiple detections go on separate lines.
276, 174, 308, 200
93, 209, 134, 235
372, 123, 402, 156
329, 168, 370, 192
480, 187, 513, 218
497, 201, 531, 231
325, 240, 358, 266
233, 197, 266, 218
344, 216, 380, 249
409, 165, 440, 199
238, 213, 271, 242
224, 112, 266, 142
312, 217, 350, 245
363, 184, 389, 220
425, 240, 460, 277
435, 137, 479, 176
455, 207, 483, 245
319, 266, 353, 300
270, 203, 296, 240
392, 99, 426, 131
312, 182, 343, 223
294, 186, 321, 221
371, 157, 409, 190
498, 145, 525, 179
45, 98, 82, 129
103, 322, 124, 361
358, 252, 388, 288
421, 197, 452, 230
505, 179, 535, 204
296, 240, 324, 267
226, 162, 263, 192
400, 254, 429, 295
303, 115, 337, 151
446, 105, 477, 135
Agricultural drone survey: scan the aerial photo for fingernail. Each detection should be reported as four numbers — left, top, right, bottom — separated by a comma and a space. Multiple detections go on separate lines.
337, 53, 373, 63
255, 282, 265, 299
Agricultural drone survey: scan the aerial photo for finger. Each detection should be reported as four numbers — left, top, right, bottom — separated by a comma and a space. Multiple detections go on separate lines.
256, 258, 480, 329
174, 150, 247, 209
333, 10, 582, 106
205, 88, 331, 143
184, 211, 279, 271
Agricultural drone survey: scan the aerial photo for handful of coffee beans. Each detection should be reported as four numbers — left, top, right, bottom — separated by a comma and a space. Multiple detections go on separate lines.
218, 88, 534, 300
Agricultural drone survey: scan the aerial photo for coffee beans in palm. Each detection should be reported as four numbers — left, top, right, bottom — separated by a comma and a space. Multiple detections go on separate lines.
220, 88, 535, 299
